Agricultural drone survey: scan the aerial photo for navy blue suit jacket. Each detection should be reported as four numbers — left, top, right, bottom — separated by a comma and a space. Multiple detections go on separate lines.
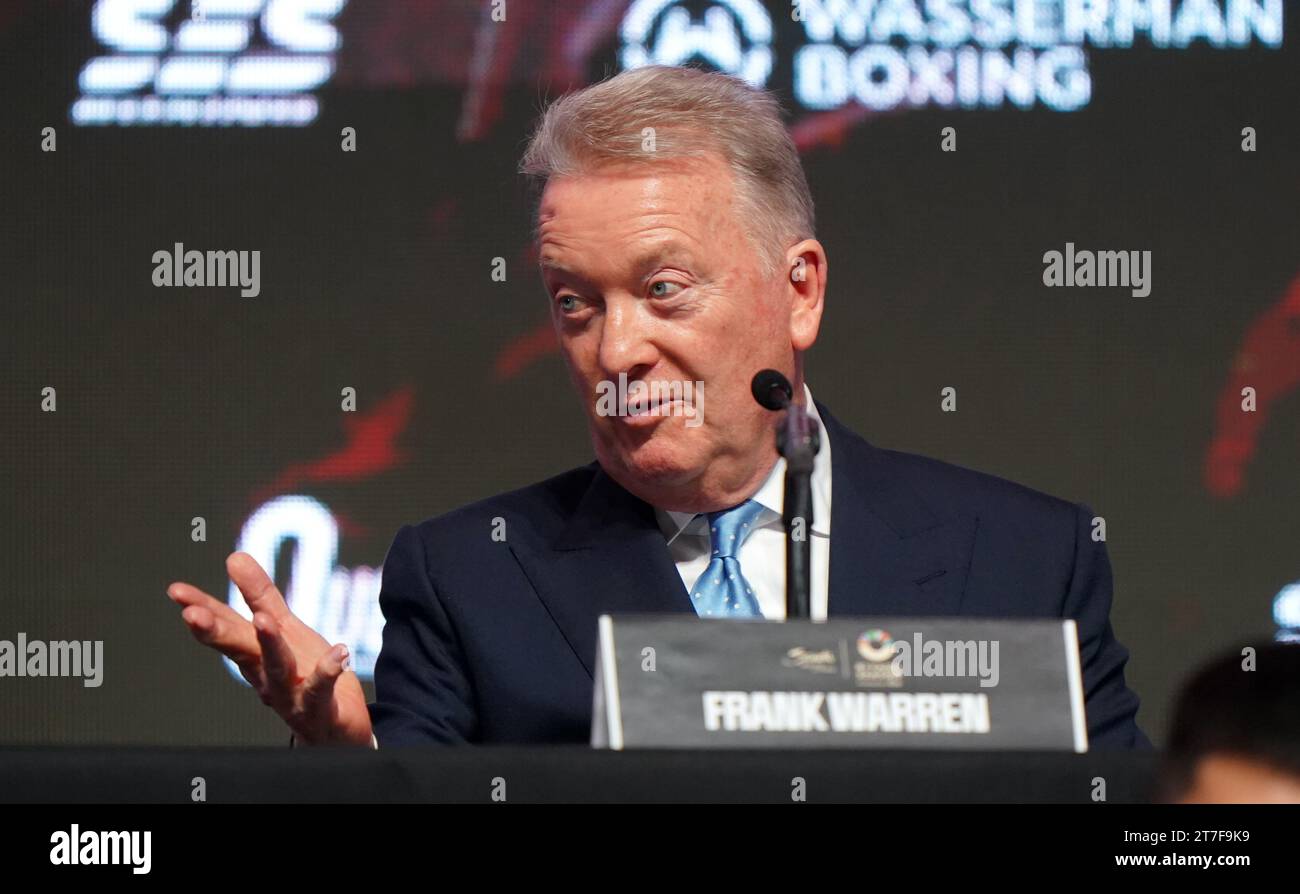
369, 403, 1150, 748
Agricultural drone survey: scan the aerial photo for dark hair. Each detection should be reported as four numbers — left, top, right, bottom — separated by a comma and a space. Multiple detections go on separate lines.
1161, 642, 1300, 799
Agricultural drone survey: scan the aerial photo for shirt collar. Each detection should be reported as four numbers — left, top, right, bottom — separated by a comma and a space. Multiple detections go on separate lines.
656, 383, 832, 543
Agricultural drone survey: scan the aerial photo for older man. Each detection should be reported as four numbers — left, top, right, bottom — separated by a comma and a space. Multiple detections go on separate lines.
167, 65, 1149, 748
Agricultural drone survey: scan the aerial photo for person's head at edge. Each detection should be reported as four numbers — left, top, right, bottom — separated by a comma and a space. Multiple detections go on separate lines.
1162, 642, 1300, 803
520, 64, 828, 515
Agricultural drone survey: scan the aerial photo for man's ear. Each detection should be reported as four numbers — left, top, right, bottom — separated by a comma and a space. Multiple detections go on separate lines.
785, 239, 827, 352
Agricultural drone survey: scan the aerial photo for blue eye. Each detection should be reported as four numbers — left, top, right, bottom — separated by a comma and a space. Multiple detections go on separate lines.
558, 295, 579, 312
650, 280, 682, 298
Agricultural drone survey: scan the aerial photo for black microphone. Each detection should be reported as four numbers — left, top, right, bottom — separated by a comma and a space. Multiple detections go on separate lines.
751, 369, 793, 411
750, 369, 819, 621
751, 369, 820, 455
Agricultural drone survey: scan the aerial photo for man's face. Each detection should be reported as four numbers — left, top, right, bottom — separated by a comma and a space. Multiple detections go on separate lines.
1176, 754, 1300, 803
537, 153, 824, 512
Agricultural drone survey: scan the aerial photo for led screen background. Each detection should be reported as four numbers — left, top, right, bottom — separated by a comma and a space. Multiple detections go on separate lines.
1, 0, 1297, 745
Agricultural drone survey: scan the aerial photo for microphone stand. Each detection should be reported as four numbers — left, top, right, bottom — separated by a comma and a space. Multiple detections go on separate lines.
778, 401, 820, 621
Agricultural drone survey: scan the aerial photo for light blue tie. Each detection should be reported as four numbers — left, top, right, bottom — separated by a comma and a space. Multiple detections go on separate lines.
690, 499, 767, 618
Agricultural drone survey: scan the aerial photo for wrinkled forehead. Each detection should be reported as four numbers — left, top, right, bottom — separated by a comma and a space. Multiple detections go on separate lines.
533, 153, 737, 236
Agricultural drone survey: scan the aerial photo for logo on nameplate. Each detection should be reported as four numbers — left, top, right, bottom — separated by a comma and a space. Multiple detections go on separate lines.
780, 646, 838, 675
855, 628, 904, 688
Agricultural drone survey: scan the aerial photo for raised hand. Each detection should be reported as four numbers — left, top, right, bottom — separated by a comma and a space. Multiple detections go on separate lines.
168, 552, 373, 746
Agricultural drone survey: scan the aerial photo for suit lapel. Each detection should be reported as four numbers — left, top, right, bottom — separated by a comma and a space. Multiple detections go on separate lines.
510, 467, 693, 679
820, 404, 976, 618
511, 404, 978, 679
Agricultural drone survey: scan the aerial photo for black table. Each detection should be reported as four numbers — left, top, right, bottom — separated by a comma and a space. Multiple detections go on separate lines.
0, 747, 1160, 803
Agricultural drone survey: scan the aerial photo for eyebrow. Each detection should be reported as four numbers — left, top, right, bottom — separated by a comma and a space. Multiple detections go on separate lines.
631, 244, 696, 272
538, 256, 570, 272
539, 243, 696, 277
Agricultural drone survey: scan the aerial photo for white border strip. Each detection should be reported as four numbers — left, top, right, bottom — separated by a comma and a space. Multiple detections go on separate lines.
1062, 620, 1089, 753
598, 615, 624, 750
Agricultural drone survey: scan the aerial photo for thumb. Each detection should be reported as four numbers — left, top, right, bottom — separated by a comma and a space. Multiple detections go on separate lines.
301, 644, 350, 729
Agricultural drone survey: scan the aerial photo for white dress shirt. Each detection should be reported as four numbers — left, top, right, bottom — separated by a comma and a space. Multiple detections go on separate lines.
655, 384, 832, 621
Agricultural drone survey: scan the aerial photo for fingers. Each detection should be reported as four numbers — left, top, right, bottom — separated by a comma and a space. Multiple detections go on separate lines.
174, 599, 260, 664
226, 552, 290, 620
254, 612, 300, 697
175, 603, 266, 687
179, 603, 216, 638
167, 581, 252, 631
301, 645, 350, 726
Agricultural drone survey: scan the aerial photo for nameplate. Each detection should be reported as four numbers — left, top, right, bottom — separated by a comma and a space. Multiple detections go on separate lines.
591, 616, 1087, 751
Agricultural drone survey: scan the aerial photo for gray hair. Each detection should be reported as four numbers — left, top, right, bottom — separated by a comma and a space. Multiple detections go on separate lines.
519, 65, 815, 276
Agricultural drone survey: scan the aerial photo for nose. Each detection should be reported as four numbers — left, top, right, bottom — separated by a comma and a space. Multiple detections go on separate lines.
596, 295, 658, 379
